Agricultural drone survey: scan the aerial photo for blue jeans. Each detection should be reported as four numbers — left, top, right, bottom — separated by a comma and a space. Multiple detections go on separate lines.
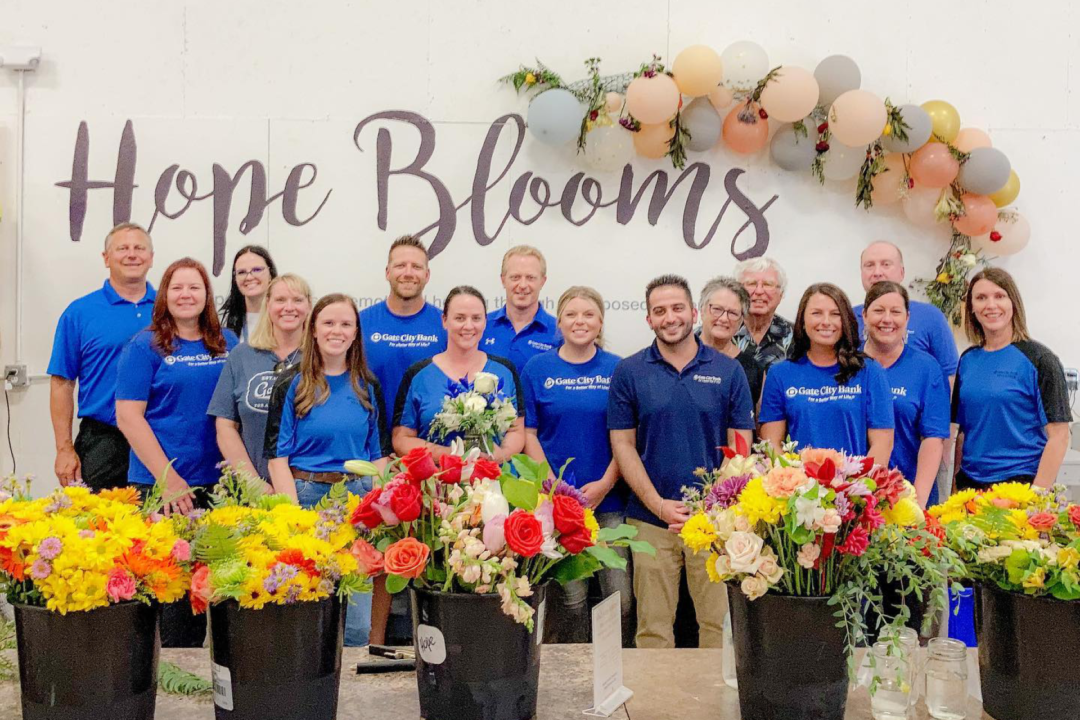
295, 478, 373, 647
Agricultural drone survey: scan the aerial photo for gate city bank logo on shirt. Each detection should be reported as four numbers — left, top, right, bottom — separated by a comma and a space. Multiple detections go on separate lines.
786, 383, 863, 402
369, 332, 440, 348
543, 375, 611, 391
527, 340, 554, 352
244, 371, 276, 413
163, 352, 227, 367
693, 374, 724, 385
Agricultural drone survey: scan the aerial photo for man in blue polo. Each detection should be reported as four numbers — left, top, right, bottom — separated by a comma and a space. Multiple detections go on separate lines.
609, 274, 754, 649
48, 222, 156, 490
481, 245, 559, 372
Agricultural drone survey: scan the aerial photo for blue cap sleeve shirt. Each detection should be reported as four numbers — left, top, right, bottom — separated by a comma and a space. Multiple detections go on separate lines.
521, 348, 627, 515
856, 300, 959, 378
206, 343, 293, 479
952, 341, 1071, 483
759, 356, 895, 457
114, 329, 239, 485
882, 347, 951, 501
393, 356, 525, 443
47, 281, 157, 425
607, 340, 754, 526
264, 372, 383, 473
359, 301, 447, 437
481, 305, 561, 373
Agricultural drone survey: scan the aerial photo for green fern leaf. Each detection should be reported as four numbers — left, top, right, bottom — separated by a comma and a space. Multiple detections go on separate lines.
158, 660, 213, 696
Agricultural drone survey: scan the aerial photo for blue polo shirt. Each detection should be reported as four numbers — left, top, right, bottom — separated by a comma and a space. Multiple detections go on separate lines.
953, 342, 1070, 483
608, 340, 754, 526
47, 281, 157, 425
359, 300, 446, 434
881, 347, 951, 504
393, 356, 524, 443
855, 300, 959, 378
521, 348, 627, 515
264, 371, 383, 473
760, 356, 895, 457
115, 330, 239, 485
482, 304, 560, 373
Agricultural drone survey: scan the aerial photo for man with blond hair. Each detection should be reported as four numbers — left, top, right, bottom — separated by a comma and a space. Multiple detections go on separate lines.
482, 244, 559, 372
48, 222, 156, 489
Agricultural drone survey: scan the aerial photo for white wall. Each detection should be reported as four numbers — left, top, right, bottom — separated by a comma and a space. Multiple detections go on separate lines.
2, 0, 1079, 492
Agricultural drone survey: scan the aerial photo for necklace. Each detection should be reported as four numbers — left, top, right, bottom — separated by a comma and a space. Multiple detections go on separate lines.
273, 348, 301, 373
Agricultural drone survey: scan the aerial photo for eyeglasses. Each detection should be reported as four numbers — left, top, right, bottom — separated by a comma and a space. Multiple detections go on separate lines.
235, 266, 268, 280
742, 280, 779, 291
706, 305, 742, 320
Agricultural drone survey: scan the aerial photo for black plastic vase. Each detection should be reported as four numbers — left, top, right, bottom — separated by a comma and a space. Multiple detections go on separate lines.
863, 573, 937, 644
14, 601, 160, 720
411, 585, 547, 720
728, 585, 849, 720
975, 582, 1080, 720
209, 596, 344, 720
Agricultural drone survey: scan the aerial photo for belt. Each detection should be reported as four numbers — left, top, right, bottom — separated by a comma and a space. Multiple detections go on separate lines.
289, 467, 361, 484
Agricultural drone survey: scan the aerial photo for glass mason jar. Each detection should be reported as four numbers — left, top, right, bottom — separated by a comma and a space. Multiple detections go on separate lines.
870, 641, 912, 720
924, 637, 968, 720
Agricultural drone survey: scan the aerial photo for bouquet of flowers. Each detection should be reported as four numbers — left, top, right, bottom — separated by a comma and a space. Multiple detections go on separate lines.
0, 478, 194, 614
345, 448, 653, 629
929, 482, 1080, 600
188, 471, 370, 612
679, 439, 960, 646
428, 372, 518, 452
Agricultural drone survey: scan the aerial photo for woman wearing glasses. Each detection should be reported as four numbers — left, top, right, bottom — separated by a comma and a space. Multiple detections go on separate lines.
209, 274, 313, 480
698, 276, 764, 409
218, 245, 279, 342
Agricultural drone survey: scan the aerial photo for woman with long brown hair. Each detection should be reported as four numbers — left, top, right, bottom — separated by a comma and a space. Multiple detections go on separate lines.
953, 268, 1071, 490
759, 283, 894, 466
115, 257, 238, 646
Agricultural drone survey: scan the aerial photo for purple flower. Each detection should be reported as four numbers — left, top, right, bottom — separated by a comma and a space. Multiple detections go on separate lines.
187, 509, 206, 522
38, 537, 62, 560
843, 480, 871, 498
43, 493, 72, 514
706, 474, 750, 510
541, 478, 589, 507
29, 559, 51, 580
78, 530, 95, 540
263, 563, 299, 595
834, 493, 851, 519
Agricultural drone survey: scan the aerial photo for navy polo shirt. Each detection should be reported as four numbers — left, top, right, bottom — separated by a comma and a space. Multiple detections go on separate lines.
856, 300, 959, 378
482, 304, 560, 373
953, 342, 1070, 483
47, 280, 157, 425
608, 339, 754, 526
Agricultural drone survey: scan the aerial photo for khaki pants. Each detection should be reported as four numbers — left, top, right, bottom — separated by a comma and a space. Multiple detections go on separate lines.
629, 518, 727, 648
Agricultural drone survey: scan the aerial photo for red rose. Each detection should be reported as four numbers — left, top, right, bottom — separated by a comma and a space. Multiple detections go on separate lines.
471, 458, 501, 481
559, 527, 593, 554
504, 510, 544, 558
351, 488, 384, 530
1028, 512, 1058, 532
402, 447, 437, 481
1068, 505, 1080, 529
438, 455, 464, 484
551, 495, 587, 536
383, 538, 431, 579
389, 482, 423, 523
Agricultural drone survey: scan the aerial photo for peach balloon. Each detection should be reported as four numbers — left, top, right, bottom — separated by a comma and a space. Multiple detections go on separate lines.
708, 85, 734, 112
870, 153, 908, 206
625, 74, 680, 125
952, 194, 997, 236
902, 187, 944, 228
828, 89, 887, 147
672, 45, 725, 97
920, 100, 961, 143
633, 122, 675, 159
605, 92, 624, 114
759, 66, 819, 123
722, 104, 769, 154
954, 128, 991, 153
988, 170, 1020, 207
909, 143, 959, 189
972, 212, 1030, 256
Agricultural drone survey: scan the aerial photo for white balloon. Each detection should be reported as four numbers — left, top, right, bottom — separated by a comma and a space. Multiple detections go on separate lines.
721, 41, 769, 92
583, 125, 634, 172
821, 142, 865, 181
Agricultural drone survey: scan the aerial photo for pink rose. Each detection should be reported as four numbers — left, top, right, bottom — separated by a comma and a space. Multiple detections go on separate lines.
106, 567, 137, 602
170, 539, 191, 563
1028, 512, 1058, 532
797, 543, 821, 569
350, 538, 384, 576
818, 509, 842, 534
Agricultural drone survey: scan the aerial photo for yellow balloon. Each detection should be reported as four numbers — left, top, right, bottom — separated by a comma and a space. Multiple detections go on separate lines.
920, 100, 961, 143
988, 170, 1020, 207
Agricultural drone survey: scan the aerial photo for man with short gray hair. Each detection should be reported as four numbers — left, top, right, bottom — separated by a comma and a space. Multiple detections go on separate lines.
732, 256, 793, 372
48, 222, 156, 489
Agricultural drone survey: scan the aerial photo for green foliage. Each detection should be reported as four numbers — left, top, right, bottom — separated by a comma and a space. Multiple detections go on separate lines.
209, 465, 271, 509
193, 523, 240, 564
158, 661, 213, 696
585, 544, 627, 571
597, 525, 637, 543
666, 111, 690, 170
855, 144, 887, 211
549, 552, 602, 584
337, 573, 373, 598
0, 619, 15, 681
499, 60, 565, 94
385, 573, 409, 595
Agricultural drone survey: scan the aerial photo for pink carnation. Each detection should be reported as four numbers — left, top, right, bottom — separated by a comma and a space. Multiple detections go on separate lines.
762, 466, 811, 498
106, 567, 137, 602
170, 539, 191, 563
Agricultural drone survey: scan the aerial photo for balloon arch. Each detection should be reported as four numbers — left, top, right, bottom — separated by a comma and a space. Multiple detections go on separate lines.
501, 43, 1029, 325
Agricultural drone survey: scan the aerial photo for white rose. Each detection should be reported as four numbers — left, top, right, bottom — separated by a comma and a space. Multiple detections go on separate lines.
440, 412, 463, 431
463, 395, 488, 413
480, 487, 510, 524
725, 531, 764, 575
961, 253, 978, 267
712, 508, 737, 540
741, 575, 769, 600
734, 514, 751, 532
473, 372, 499, 395
757, 553, 784, 585
714, 554, 733, 578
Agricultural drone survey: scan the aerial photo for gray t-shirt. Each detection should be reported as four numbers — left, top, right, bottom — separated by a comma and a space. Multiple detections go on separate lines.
207, 344, 299, 478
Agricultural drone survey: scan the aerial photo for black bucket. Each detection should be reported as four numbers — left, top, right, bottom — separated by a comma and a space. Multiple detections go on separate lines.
14, 601, 160, 720
728, 585, 849, 720
975, 582, 1080, 720
863, 573, 937, 644
411, 584, 547, 720
209, 596, 344, 720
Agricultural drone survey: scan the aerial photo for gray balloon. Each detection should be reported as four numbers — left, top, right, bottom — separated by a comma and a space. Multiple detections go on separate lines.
527, 89, 583, 146
958, 147, 1011, 195
882, 104, 932, 154
814, 55, 861, 107
682, 97, 723, 152
770, 124, 817, 172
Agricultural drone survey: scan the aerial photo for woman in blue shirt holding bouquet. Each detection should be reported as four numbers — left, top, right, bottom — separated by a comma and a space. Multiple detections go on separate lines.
392, 286, 525, 461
